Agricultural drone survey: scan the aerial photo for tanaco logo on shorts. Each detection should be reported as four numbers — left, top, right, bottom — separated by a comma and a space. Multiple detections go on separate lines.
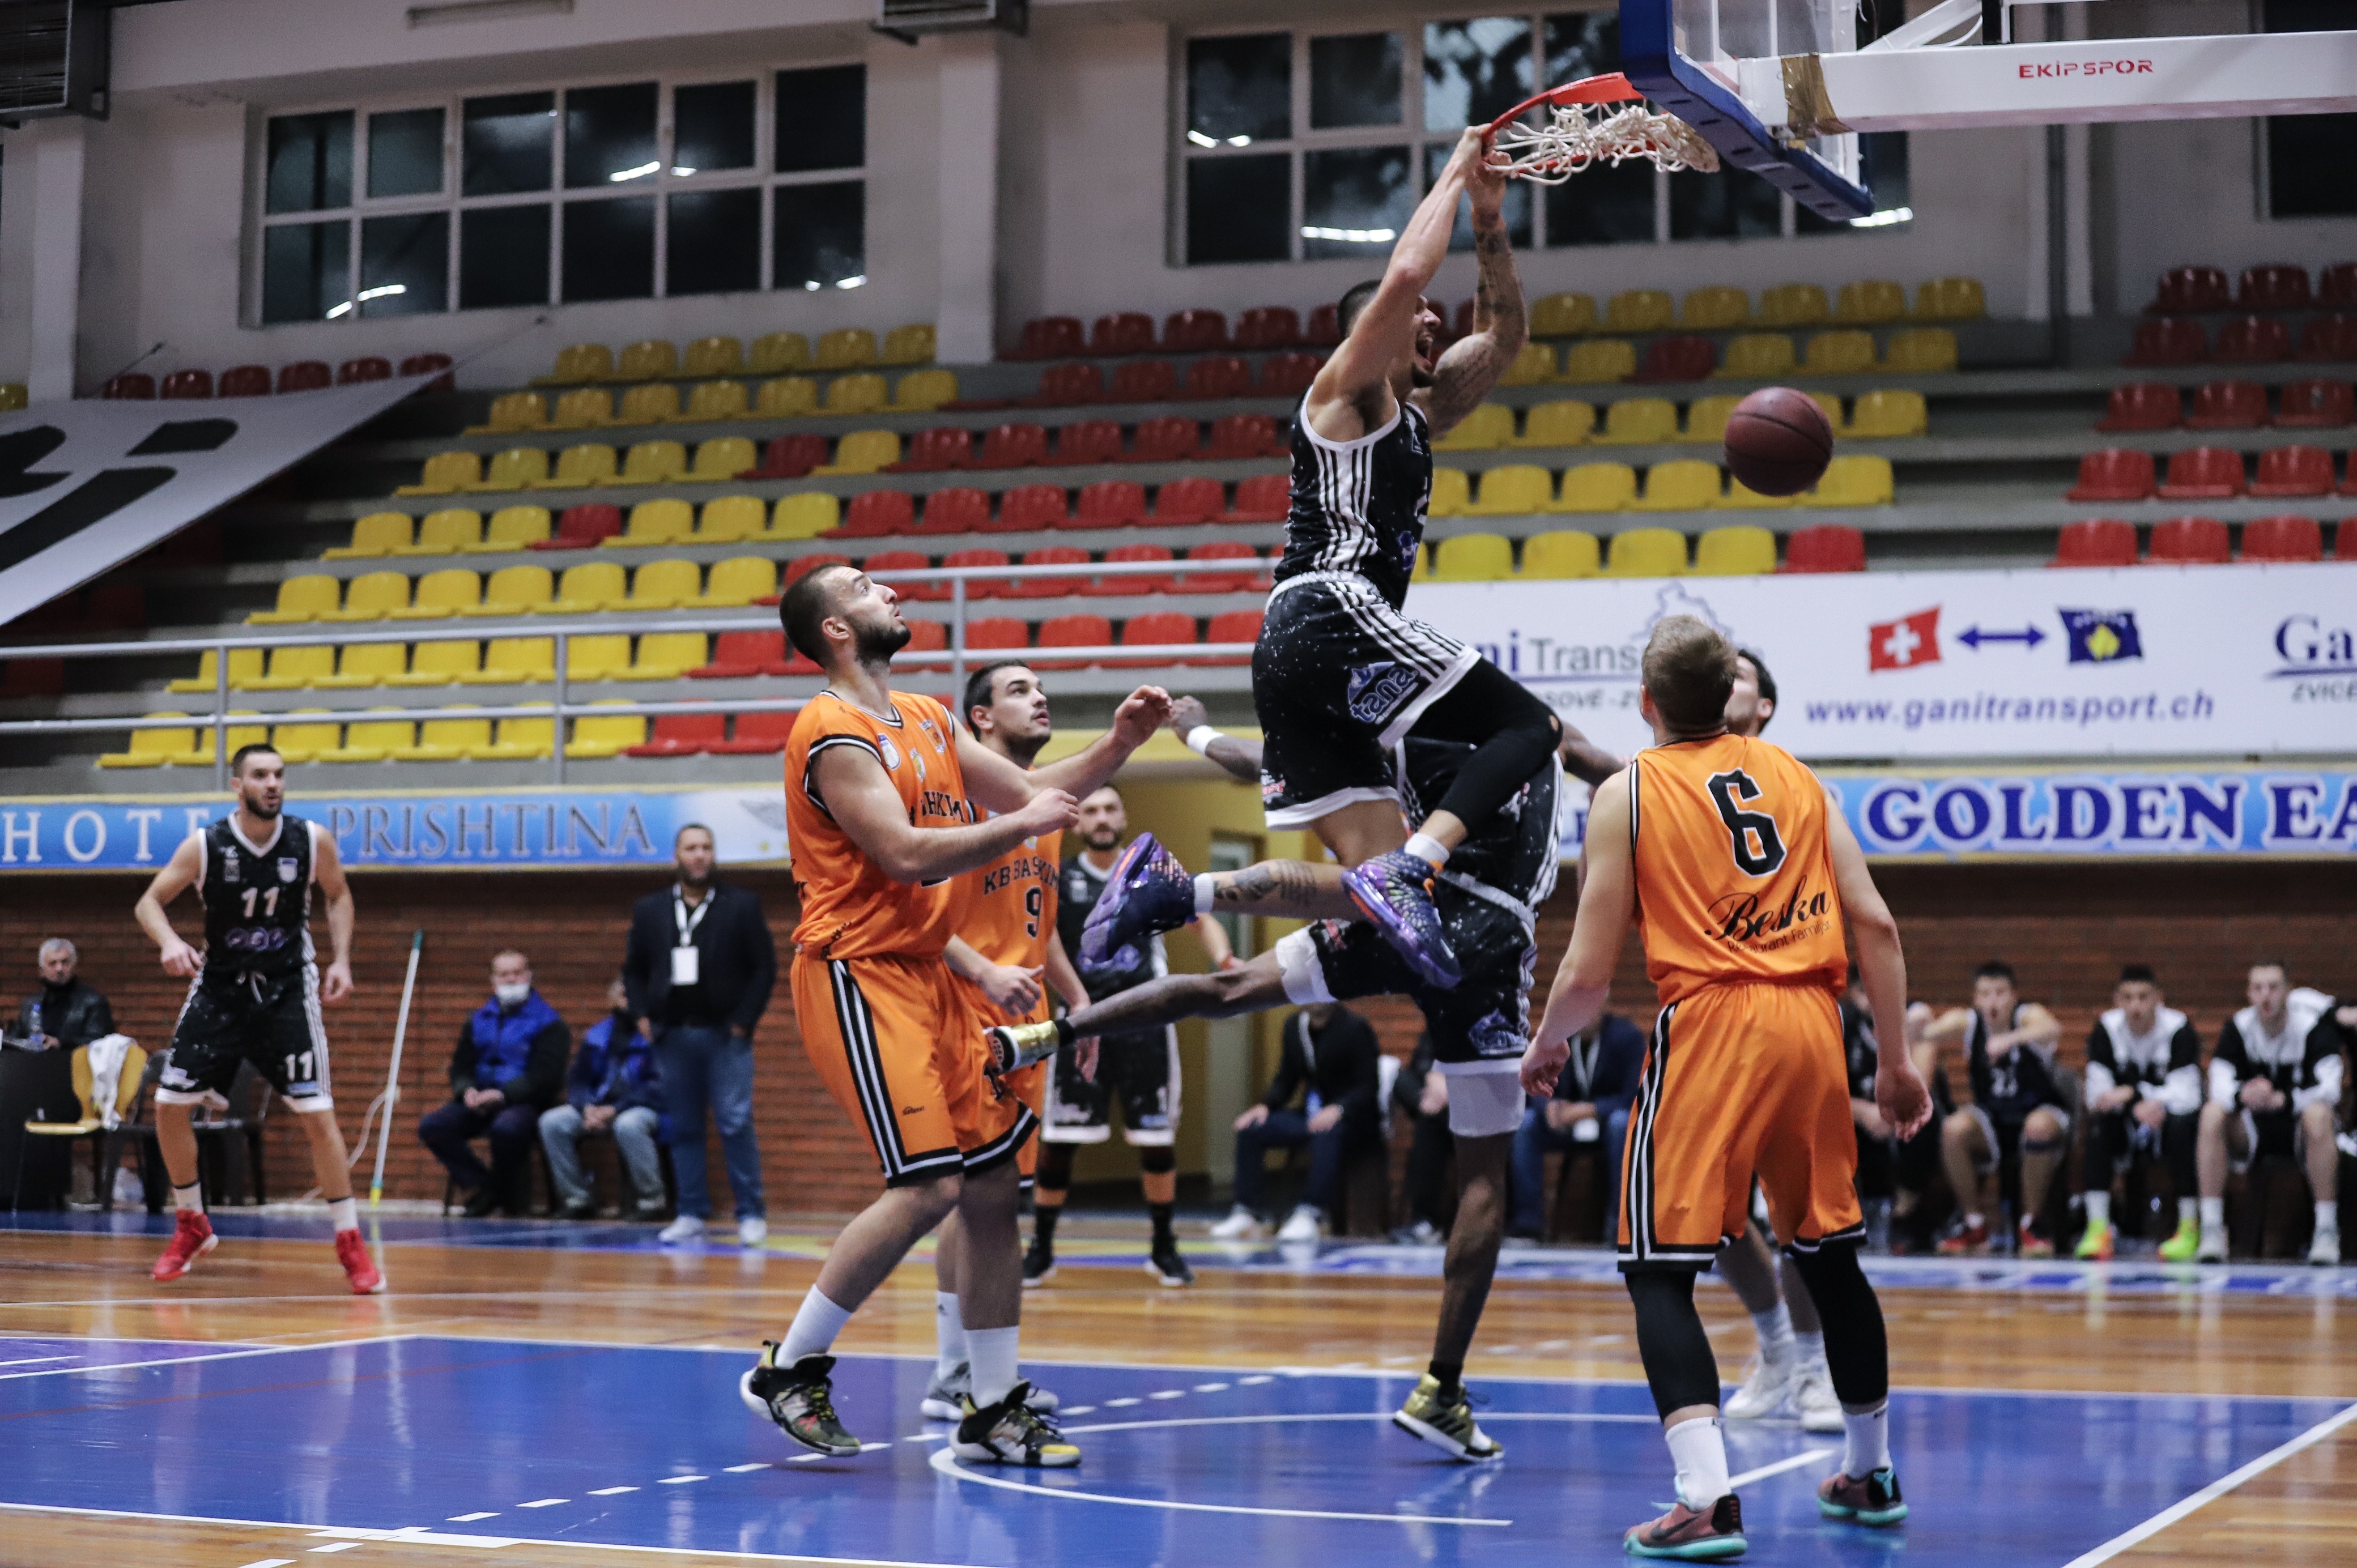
1468, 1010, 1524, 1058
1705, 872, 1833, 952
1346, 661, 1422, 725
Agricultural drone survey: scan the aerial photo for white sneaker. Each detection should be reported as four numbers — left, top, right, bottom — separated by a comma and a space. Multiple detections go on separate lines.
1794, 1356, 1844, 1433
658, 1215, 707, 1246
2310, 1223, 2341, 1268
1721, 1349, 1797, 1421
2197, 1226, 2228, 1264
1209, 1205, 1266, 1241
1275, 1205, 1324, 1245
739, 1216, 769, 1247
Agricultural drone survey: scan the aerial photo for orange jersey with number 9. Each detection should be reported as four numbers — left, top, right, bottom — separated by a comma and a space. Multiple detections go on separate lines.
1627, 732, 1848, 1006
960, 826, 1062, 990
784, 689, 972, 961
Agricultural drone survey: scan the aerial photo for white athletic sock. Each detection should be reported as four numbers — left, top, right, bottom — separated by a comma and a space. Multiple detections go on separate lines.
935, 1291, 968, 1378
1664, 1416, 1731, 1508
968, 1326, 1022, 1408
328, 1198, 359, 1233
173, 1183, 205, 1215
1961, 1211, 1984, 1230
1193, 874, 1218, 916
2083, 1191, 2111, 1230
1749, 1301, 1794, 1362
779, 1287, 853, 1365
1792, 1330, 1826, 1368
1843, 1400, 1892, 1477
2200, 1196, 2226, 1233
2177, 1196, 2199, 1229
2318, 1200, 2339, 1232
1403, 832, 1450, 868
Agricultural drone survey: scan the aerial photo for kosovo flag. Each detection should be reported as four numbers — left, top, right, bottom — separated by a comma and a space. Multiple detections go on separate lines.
2058, 608, 2143, 664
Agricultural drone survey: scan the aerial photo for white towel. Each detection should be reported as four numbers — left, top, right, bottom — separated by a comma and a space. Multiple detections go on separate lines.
85, 1033, 133, 1130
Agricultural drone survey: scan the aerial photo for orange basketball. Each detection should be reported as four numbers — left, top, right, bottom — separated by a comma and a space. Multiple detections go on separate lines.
1724, 387, 1835, 497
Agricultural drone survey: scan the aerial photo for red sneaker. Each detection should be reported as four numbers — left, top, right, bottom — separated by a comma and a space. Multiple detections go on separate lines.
2016, 1218, 2054, 1259
1936, 1216, 1990, 1256
152, 1210, 217, 1282
336, 1229, 385, 1295
1625, 1493, 1746, 1559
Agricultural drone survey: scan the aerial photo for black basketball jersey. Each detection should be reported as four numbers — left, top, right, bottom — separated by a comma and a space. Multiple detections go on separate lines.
1966, 1003, 2064, 1127
197, 813, 317, 981
1393, 737, 1558, 911
1056, 853, 1167, 1002
1272, 395, 1433, 611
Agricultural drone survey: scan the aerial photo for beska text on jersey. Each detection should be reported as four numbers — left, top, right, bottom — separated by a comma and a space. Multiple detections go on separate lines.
1708, 874, 1835, 951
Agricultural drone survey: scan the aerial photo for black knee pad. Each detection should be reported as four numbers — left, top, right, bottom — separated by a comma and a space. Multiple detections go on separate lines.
1787, 1243, 1888, 1408
1036, 1141, 1077, 1190
1138, 1145, 1177, 1175
1624, 1268, 1721, 1418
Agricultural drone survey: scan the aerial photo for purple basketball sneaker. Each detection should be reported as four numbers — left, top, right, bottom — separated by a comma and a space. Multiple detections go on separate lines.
1079, 831, 1194, 974
1341, 849, 1461, 989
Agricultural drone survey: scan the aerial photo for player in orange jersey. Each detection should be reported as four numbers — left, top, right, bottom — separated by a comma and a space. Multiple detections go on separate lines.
1522, 616, 1931, 1560
739, 563, 1168, 1470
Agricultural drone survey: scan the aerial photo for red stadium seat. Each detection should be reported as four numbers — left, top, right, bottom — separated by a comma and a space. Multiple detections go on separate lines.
1162, 310, 1228, 353
626, 714, 727, 757
1234, 307, 1302, 350
1075, 480, 1148, 527
1109, 359, 1178, 402
709, 711, 798, 754
2065, 449, 2158, 502
2124, 318, 2206, 368
1205, 414, 1284, 460
2157, 446, 2245, 500
1155, 476, 1226, 524
1128, 416, 1202, 463
1006, 547, 1090, 600
1783, 524, 1867, 573
338, 357, 392, 385
1632, 335, 1718, 383
964, 616, 1029, 652
1226, 473, 1290, 522
1176, 540, 1265, 593
691, 630, 786, 679
2052, 519, 2139, 568
2096, 382, 2181, 432
1116, 610, 1200, 666
905, 619, 947, 654
160, 369, 214, 400
2146, 516, 2230, 564
834, 489, 917, 539
2275, 379, 2355, 428
2240, 515, 2323, 563
1258, 351, 1324, 397
747, 433, 827, 479
977, 423, 1050, 470
892, 427, 975, 473
2182, 380, 2269, 430
2342, 450, 2357, 498
1049, 420, 1125, 467
941, 548, 1014, 597
912, 488, 991, 537
996, 483, 1070, 531
531, 502, 623, 549
1083, 543, 1176, 596
1180, 356, 1253, 400
784, 553, 853, 589
103, 374, 155, 399
2342, 521, 2357, 561
1034, 613, 1113, 670
2296, 315, 2357, 363
218, 365, 273, 398
278, 361, 333, 393
1022, 363, 1104, 408
862, 549, 938, 600
402, 352, 457, 391
0, 657, 65, 697
2147, 266, 2230, 314
1091, 313, 1156, 357
2250, 445, 2335, 498
84, 582, 145, 630
2239, 265, 2311, 312
1201, 608, 1264, 665
1009, 316, 1084, 360
1306, 304, 1343, 347
2212, 315, 2291, 364
2322, 263, 2357, 308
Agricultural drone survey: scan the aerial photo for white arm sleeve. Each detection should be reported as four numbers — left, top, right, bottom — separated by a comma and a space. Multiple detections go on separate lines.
2207, 1057, 2240, 1109
2293, 1053, 2344, 1113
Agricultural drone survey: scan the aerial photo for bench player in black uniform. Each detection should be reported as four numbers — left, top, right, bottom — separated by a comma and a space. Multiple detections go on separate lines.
1928, 961, 2067, 1256
133, 743, 384, 1294
2077, 964, 2205, 1262
2193, 964, 2344, 1265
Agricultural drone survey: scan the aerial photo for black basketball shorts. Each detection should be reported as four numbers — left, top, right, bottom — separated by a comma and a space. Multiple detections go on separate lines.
157, 966, 334, 1113
1042, 1026, 1180, 1147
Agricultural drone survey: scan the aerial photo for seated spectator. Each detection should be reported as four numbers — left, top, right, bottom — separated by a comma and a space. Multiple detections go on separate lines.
1507, 1009, 1643, 1242
1391, 1030, 1450, 1246
1209, 1002, 1382, 1244
2192, 962, 2343, 1265
1929, 961, 2065, 1255
2078, 964, 2203, 1261
12, 939, 114, 1050
419, 950, 570, 1217
539, 976, 667, 1221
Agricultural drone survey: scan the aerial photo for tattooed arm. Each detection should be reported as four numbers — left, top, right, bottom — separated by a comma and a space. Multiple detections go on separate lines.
1416, 148, 1526, 440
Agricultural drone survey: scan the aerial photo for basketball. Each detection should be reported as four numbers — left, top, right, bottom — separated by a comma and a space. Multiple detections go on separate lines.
1723, 386, 1835, 497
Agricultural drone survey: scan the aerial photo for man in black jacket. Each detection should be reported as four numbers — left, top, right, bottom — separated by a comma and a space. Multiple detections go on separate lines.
419, 949, 570, 1216
1211, 1002, 1382, 1243
624, 824, 777, 1246
14, 939, 114, 1050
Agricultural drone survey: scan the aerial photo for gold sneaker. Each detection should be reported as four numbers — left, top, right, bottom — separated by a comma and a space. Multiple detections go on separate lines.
1392, 1373, 1504, 1462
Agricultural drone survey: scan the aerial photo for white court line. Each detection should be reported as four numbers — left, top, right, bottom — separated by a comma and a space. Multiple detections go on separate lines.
0, 1334, 410, 1383
446, 1511, 499, 1521
236, 1560, 295, 1567
925, 1443, 1509, 1527
2058, 1399, 2357, 1568
0, 1355, 75, 1366
1726, 1448, 1837, 1489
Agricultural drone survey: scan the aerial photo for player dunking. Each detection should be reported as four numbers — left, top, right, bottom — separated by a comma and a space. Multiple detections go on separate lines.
1521, 617, 1930, 1558
134, 743, 384, 1295
741, 563, 1167, 1468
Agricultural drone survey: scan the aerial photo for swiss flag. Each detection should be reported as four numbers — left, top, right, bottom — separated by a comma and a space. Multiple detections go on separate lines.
1867, 607, 1941, 671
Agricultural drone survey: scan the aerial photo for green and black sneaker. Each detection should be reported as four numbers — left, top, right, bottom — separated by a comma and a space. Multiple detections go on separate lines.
738, 1343, 861, 1456
951, 1380, 1082, 1468
1392, 1373, 1504, 1462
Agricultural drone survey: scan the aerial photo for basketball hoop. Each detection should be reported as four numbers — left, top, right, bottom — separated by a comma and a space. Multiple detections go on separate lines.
1482, 71, 1721, 183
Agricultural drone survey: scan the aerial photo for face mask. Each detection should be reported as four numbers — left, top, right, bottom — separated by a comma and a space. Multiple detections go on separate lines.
494, 981, 531, 1007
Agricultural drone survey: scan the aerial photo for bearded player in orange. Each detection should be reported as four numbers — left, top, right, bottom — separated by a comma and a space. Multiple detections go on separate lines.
741, 564, 1169, 1468
1521, 616, 1931, 1561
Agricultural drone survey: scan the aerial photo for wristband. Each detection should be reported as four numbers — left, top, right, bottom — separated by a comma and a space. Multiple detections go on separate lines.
1183, 725, 1223, 756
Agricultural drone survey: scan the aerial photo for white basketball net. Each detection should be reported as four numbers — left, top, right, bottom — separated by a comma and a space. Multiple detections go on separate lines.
1491, 103, 1721, 183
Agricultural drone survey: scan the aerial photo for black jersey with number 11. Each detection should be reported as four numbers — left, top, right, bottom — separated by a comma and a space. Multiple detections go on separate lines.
197, 814, 318, 983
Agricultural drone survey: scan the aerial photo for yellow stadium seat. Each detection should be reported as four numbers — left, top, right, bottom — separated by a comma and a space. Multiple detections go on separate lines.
624, 633, 707, 680
546, 561, 628, 614
700, 556, 778, 607
1427, 468, 1473, 517
1604, 527, 1688, 577
1467, 465, 1554, 515
889, 369, 958, 412
815, 329, 878, 370
318, 711, 414, 762
1848, 388, 1928, 438
678, 380, 749, 423
1513, 400, 1594, 448
1409, 544, 1429, 582
393, 712, 491, 761
328, 512, 415, 559
1693, 525, 1778, 576
618, 383, 682, 426
0, 385, 24, 413
1883, 328, 1958, 374
602, 441, 688, 487
686, 437, 756, 483
393, 568, 481, 620
544, 343, 613, 384
466, 565, 555, 617
1560, 339, 1637, 384
1758, 283, 1829, 327
1431, 533, 1514, 581
566, 635, 633, 681
1592, 398, 1679, 446
1813, 454, 1895, 506
1553, 463, 1638, 513
320, 570, 410, 623
1530, 293, 1597, 336
697, 495, 767, 543
1434, 403, 1516, 451
460, 637, 556, 685
1680, 287, 1750, 330
1497, 342, 1556, 386
397, 450, 480, 497
99, 715, 200, 769
469, 715, 555, 761
406, 508, 483, 555
610, 498, 695, 549
268, 712, 342, 764
245, 644, 336, 691
627, 558, 702, 610
1835, 280, 1908, 324
1806, 391, 1845, 431
682, 336, 744, 378
1717, 477, 1795, 509
1913, 276, 1986, 321
170, 647, 267, 694
201, 714, 272, 761
815, 429, 900, 475
1604, 290, 1674, 333
1520, 529, 1599, 579
1716, 334, 1797, 380
1633, 459, 1722, 512
824, 373, 889, 416
757, 377, 820, 417
471, 391, 548, 435
1683, 396, 1740, 444
881, 323, 937, 365
542, 444, 618, 489
250, 574, 342, 625
567, 703, 648, 758
617, 339, 678, 380
1800, 331, 1878, 376
386, 639, 480, 687
769, 492, 841, 539
550, 387, 614, 429
751, 333, 811, 374
479, 505, 552, 551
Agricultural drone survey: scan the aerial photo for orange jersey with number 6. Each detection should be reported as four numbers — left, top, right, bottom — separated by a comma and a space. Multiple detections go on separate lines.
1628, 733, 1848, 1007
784, 690, 972, 961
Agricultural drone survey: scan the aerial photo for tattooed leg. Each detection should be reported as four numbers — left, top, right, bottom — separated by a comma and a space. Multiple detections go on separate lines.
1066, 955, 1292, 1037
1207, 859, 1358, 921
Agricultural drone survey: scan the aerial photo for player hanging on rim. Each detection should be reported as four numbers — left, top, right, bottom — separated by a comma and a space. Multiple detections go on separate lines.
1521, 617, 1931, 1559
742, 563, 1168, 1469
134, 743, 384, 1296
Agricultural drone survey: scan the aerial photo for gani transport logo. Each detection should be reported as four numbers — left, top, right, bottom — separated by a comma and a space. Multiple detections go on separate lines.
2272, 610, 2357, 704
